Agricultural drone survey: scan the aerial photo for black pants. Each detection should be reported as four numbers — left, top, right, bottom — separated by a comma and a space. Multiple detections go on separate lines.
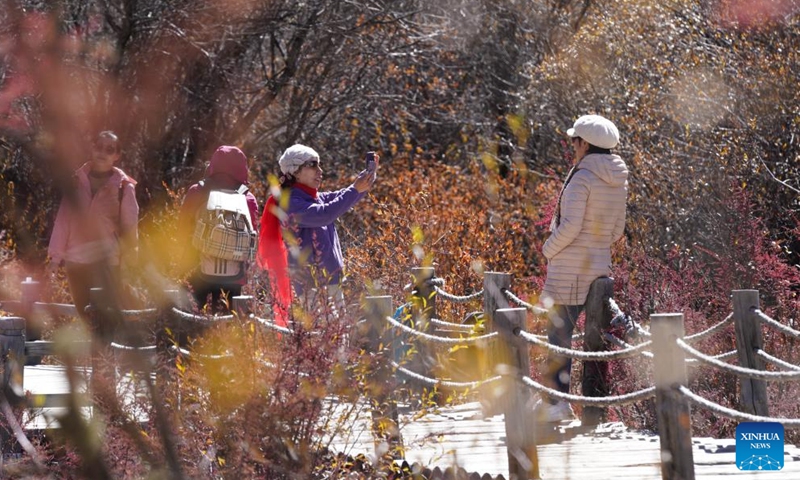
65, 261, 123, 319
189, 275, 242, 313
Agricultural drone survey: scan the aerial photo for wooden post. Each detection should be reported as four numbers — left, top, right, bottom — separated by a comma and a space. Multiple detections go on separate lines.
21, 278, 42, 366
732, 290, 769, 416
409, 267, 436, 391
410, 267, 436, 331
495, 308, 538, 480
364, 295, 403, 460
651, 313, 695, 480
482, 272, 512, 416
0, 316, 26, 453
482, 272, 511, 332
582, 277, 613, 425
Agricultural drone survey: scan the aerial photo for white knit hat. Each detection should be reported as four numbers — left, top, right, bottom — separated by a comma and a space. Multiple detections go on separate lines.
278, 144, 320, 175
567, 115, 620, 149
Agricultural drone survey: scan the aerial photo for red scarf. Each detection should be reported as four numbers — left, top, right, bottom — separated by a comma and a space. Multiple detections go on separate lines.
257, 195, 291, 327
293, 183, 318, 199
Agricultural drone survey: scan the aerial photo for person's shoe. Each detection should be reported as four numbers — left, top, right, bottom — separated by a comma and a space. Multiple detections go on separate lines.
534, 399, 575, 423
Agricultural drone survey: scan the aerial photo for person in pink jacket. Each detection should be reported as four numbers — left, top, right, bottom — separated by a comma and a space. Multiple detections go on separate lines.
48, 131, 139, 319
536, 115, 628, 422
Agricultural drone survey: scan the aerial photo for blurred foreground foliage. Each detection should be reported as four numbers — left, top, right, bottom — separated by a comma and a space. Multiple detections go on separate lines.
1, 0, 799, 477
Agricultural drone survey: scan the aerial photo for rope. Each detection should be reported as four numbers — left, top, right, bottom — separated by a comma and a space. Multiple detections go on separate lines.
502, 289, 548, 315
171, 307, 235, 324
521, 376, 656, 406
433, 285, 484, 303
603, 333, 654, 359
634, 324, 652, 337
429, 318, 475, 331
755, 349, 800, 372
119, 308, 159, 321
383, 315, 498, 346
110, 343, 157, 352
676, 338, 800, 381
677, 385, 800, 428
518, 329, 652, 360
170, 345, 234, 360
712, 350, 738, 361
684, 313, 734, 344
252, 315, 293, 335
755, 309, 800, 339
32, 301, 78, 316
391, 361, 502, 390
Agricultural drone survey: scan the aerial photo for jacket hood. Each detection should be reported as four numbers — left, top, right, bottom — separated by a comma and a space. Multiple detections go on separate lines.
577, 153, 628, 187
208, 146, 249, 184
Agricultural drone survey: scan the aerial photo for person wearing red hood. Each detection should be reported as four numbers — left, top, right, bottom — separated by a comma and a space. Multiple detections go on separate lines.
178, 145, 259, 311
48, 131, 139, 319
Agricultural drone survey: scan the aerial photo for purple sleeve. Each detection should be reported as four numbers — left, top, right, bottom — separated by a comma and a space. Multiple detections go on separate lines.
290, 186, 362, 228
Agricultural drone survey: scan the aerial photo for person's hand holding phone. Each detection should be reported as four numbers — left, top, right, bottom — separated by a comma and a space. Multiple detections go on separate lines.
354, 151, 379, 193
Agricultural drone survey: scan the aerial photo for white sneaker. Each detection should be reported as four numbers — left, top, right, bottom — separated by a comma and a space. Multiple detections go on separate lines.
534, 399, 575, 423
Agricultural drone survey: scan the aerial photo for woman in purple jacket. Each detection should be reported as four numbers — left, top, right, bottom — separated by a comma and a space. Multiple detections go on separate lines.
274, 144, 377, 313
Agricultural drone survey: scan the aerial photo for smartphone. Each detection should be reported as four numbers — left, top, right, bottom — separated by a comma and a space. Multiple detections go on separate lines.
365, 151, 376, 171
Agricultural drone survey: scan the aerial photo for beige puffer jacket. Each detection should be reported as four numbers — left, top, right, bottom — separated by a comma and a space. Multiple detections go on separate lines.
540, 153, 628, 306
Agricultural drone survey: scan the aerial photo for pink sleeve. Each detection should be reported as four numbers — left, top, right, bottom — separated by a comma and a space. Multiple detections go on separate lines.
246, 192, 259, 232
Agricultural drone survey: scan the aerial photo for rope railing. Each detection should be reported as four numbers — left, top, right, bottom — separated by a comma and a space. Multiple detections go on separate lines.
683, 313, 734, 344
391, 361, 502, 390
502, 289, 548, 315
677, 385, 800, 428
676, 338, 800, 381
521, 376, 656, 407
755, 309, 800, 339
603, 333, 737, 365
382, 315, 498, 346
432, 285, 484, 304
110, 342, 158, 352
171, 345, 234, 360
603, 333, 654, 359
119, 308, 159, 321
518, 329, 653, 361
429, 317, 476, 331
755, 349, 800, 372
711, 350, 738, 361
32, 301, 79, 316
252, 315, 293, 335
171, 307, 235, 324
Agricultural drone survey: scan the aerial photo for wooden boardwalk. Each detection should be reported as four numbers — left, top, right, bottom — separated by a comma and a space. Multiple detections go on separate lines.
19, 366, 800, 479
329, 401, 800, 479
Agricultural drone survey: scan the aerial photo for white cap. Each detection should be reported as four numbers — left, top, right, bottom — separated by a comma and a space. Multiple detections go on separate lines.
278, 144, 320, 175
567, 115, 619, 149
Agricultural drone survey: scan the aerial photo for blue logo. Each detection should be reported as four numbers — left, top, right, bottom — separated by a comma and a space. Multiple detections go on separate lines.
736, 422, 784, 471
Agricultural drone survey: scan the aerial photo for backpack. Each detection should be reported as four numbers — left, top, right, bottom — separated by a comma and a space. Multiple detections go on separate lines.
191, 183, 257, 278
